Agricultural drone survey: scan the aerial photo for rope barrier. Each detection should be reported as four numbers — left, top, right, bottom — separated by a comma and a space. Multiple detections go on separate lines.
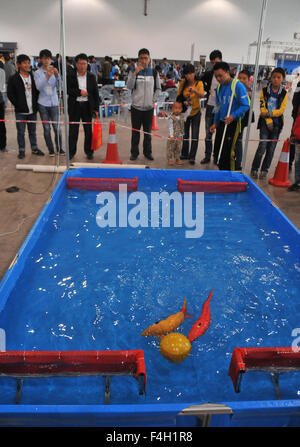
0, 117, 284, 144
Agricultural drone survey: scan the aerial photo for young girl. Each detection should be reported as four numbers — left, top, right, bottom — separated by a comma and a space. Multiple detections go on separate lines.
166, 101, 191, 165
176, 64, 204, 164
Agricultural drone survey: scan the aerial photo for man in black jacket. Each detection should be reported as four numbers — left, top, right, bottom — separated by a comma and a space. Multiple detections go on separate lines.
200, 50, 222, 164
67, 53, 100, 160
7, 54, 44, 159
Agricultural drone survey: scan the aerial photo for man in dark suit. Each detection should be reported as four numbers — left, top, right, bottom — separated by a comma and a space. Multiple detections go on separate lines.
67, 53, 100, 160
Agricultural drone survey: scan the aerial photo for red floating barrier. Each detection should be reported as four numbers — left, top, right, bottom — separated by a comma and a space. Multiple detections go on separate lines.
178, 179, 247, 193
0, 350, 146, 402
229, 347, 300, 393
67, 176, 138, 191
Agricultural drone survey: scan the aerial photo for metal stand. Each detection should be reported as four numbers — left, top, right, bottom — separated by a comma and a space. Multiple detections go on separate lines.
270, 372, 282, 400
105, 376, 111, 405
15, 379, 23, 404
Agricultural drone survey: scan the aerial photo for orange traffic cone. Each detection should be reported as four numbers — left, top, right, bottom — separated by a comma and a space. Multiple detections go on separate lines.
152, 103, 159, 131
102, 120, 122, 164
269, 138, 291, 187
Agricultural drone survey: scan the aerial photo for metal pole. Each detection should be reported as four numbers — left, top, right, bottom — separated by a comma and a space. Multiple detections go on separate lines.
242, 0, 269, 173
60, 0, 70, 170
191, 43, 195, 64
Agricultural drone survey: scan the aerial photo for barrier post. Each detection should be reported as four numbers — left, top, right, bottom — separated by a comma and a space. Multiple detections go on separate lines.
242, 0, 269, 172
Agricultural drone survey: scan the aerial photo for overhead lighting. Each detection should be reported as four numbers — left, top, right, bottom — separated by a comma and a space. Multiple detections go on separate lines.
189, 0, 242, 17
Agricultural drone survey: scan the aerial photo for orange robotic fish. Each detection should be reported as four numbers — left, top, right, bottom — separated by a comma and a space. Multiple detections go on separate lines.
141, 298, 193, 337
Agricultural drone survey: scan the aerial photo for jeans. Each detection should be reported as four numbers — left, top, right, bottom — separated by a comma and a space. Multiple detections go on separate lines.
181, 111, 201, 160
0, 102, 6, 150
251, 121, 280, 173
15, 112, 38, 151
130, 107, 154, 157
204, 105, 215, 158
38, 104, 62, 153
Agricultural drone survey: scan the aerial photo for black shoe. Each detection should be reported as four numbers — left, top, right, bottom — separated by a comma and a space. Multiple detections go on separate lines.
86, 153, 94, 160
18, 151, 25, 159
288, 182, 300, 191
235, 166, 242, 171
144, 154, 154, 161
189, 159, 195, 165
32, 148, 45, 156
200, 157, 210, 164
180, 156, 188, 160
49, 150, 55, 157
130, 155, 138, 161
57, 149, 65, 155
0, 147, 8, 152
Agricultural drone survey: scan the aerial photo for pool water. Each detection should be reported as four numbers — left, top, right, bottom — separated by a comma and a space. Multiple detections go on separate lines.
0, 183, 299, 406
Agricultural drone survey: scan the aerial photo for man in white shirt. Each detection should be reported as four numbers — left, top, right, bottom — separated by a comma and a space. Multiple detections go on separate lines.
67, 53, 100, 160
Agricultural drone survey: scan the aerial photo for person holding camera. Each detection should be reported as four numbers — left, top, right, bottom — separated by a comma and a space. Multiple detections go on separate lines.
127, 48, 161, 161
34, 49, 64, 156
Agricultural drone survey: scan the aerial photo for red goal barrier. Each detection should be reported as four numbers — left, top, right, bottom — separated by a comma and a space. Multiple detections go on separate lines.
229, 347, 300, 393
67, 177, 138, 191
178, 179, 247, 193
0, 350, 146, 404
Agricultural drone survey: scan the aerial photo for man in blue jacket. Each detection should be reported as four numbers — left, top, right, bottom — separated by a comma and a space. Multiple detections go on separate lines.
210, 62, 250, 170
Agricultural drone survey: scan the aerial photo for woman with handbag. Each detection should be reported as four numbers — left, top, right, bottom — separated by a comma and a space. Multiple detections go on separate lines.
176, 64, 204, 165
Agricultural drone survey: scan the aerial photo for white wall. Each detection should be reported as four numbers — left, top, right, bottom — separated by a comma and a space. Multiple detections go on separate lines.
1, 0, 300, 64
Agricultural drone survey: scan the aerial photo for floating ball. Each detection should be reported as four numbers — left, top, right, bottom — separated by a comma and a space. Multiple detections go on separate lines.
159, 332, 192, 363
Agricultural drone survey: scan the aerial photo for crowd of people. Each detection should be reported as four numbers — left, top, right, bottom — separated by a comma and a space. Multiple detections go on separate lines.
0, 48, 299, 191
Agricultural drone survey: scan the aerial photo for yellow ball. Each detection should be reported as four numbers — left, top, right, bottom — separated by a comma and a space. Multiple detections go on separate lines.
159, 332, 192, 363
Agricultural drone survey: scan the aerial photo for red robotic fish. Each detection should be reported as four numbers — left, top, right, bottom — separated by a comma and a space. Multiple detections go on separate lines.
188, 290, 214, 342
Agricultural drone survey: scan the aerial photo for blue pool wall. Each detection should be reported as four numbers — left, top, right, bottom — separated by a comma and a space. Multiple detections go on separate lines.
0, 167, 299, 427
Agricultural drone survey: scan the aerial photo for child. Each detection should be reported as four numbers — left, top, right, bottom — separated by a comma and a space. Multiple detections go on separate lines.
235, 69, 253, 170
251, 67, 288, 179
166, 101, 191, 165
